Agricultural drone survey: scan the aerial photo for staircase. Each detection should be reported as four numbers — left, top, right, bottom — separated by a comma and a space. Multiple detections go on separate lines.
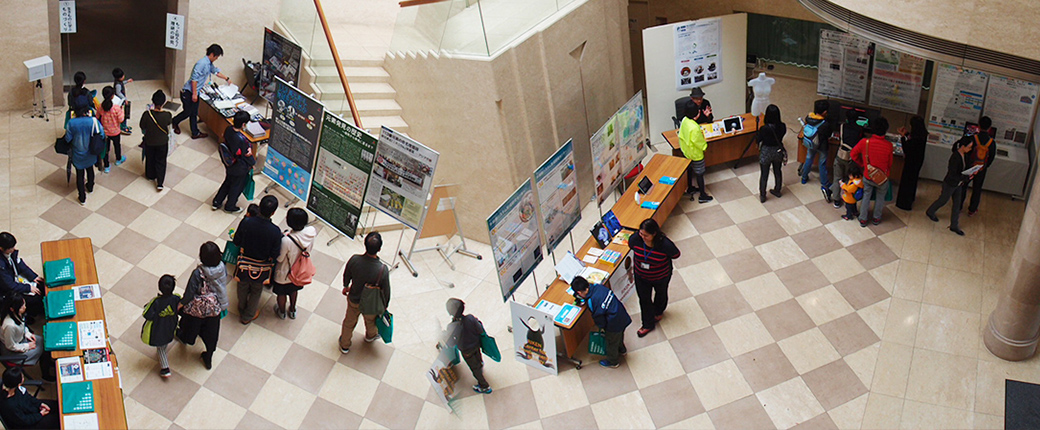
307, 58, 409, 135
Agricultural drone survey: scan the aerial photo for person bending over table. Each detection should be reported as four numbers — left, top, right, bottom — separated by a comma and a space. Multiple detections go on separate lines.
572, 277, 631, 368
172, 44, 231, 139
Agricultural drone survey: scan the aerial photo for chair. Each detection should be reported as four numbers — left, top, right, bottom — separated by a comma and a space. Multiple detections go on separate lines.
0, 378, 44, 429
672, 97, 688, 129
242, 59, 261, 104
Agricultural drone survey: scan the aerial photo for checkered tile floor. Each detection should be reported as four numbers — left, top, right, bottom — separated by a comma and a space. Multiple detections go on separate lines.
1, 81, 1038, 429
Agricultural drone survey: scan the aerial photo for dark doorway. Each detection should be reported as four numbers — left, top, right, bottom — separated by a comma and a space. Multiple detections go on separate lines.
61, 0, 168, 86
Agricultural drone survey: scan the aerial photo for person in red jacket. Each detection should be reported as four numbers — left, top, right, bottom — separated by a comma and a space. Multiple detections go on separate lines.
849, 117, 893, 227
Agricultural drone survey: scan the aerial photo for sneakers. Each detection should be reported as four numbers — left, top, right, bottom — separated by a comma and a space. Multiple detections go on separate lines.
156, 185, 164, 192
78, 199, 86, 206
104, 166, 111, 174
211, 204, 220, 211
225, 207, 243, 214
364, 335, 379, 343
950, 227, 965, 236
872, 218, 881, 226
159, 368, 171, 378
120, 130, 131, 136
859, 220, 869, 228
833, 200, 843, 209
968, 210, 977, 217
821, 186, 832, 202
473, 385, 493, 394
340, 347, 350, 354
654, 314, 663, 322
287, 309, 296, 319
599, 360, 620, 368
698, 194, 714, 204
274, 305, 286, 320
842, 214, 854, 220
115, 156, 126, 166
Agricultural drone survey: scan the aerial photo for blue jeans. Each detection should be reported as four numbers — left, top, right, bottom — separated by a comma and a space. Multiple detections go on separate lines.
802, 146, 830, 188
859, 178, 890, 222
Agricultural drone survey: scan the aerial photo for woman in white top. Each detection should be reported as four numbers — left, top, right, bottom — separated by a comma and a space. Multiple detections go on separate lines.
0, 295, 53, 381
272, 208, 317, 320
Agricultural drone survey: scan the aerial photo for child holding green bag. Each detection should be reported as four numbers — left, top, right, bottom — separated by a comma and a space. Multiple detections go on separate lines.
444, 298, 495, 394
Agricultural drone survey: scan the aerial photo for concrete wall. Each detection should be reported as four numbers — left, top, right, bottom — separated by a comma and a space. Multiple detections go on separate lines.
645, 0, 824, 24
181, 0, 282, 91
385, 0, 632, 241
0, 1, 54, 112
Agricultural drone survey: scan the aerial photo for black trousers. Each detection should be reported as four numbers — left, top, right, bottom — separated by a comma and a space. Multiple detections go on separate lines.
172, 89, 200, 135
958, 169, 987, 213
213, 171, 248, 210
103, 135, 122, 167
461, 346, 489, 388
24, 399, 59, 429
144, 144, 168, 186
74, 167, 95, 203
636, 275, 670, 329
759, 150, 783, 196
927, 182, 963, 230
177, 314, 220, 353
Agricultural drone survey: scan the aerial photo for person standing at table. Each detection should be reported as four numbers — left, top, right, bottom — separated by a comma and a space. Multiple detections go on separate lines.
927, 138, 975, 236
177, 242, 229, 370
756, 104, 786, 202
629, 219, 680, 337
141, 90, 173, 192
340, 232, 390, 354
679, 111, 713, 203
0, 233, 44, 320
571, 276, 631, 368
895, 116, 928, 211
212, 111, 255, 213
850, 117, 893, 227
801, 100, 834, 199
960, 116, 996, 217
233, 195, 282, 325
0, 368, 58, 430
172, 44, 231, 139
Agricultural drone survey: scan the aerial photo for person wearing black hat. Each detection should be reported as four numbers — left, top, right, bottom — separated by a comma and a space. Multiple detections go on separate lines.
683, 87, 713, 125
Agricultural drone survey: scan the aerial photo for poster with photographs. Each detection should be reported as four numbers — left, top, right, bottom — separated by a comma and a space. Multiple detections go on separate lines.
869, 45, 926, 113
674, 18, 722, 90
817, 29, 872, 102
363, 126, 439, 230
982, 75, 1038, 148
308, 111, 377, 238
534, 140, 581, 253
488, 180, 544, 301
591, 117, 621, 205
616, 91, 649, 179
510, 302, 558, 375
260, 28, 303, 103
927, 63, 989, 146
263, 77, 324, 200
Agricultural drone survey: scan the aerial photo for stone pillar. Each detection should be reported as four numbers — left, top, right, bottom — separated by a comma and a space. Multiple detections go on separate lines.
984, 173, 1040, 361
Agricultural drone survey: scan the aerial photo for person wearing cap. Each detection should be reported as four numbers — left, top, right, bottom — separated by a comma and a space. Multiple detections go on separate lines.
571, 276, 631, 368
442, 298, 492, 394
683, 87, 713, 125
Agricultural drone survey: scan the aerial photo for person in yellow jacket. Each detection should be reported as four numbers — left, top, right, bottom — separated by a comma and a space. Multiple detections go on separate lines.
679, 114, 713, 203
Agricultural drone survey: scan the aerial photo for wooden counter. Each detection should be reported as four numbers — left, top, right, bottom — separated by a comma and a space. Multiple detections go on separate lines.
663, 113, 760, 167
40, 238, 128, 430
197, 99, 269, 144
612, 154, 690, 231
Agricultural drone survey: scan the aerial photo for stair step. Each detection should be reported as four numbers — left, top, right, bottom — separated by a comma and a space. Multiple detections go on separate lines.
344, 115, 409, 134
312, 82, 397, 100
353, 99, 401, 116
311, 66, 390, 83
310, 57, 384, 68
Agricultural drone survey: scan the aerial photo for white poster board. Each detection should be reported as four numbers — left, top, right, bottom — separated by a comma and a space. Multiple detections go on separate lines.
674, 18, 722, 90
983, 75, 1039, 149
364, 126, 439, 230
927, 63, 989, 146
591, 117, 621, 205
165, 13, 185, 50
617, 91, 649, 175
510, 302, 558, 375
488, 180, 544, 301
59, 1, 76, 34
817, 29, 871, 102
869, 45, 925, 113
534, 140, 581, 253
426, 355, 459, 410
608, 253, 636, 305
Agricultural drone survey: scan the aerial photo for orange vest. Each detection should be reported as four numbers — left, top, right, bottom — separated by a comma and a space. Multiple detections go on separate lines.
973, 135, 993, 167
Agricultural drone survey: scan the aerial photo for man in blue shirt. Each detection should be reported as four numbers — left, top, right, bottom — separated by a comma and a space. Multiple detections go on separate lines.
172, 44, 231, 139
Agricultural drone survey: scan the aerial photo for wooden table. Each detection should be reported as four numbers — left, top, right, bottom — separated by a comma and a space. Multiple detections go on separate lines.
611, 154, 690, 231
198, 99, 270, 174
40, 238, 128, 430
537, 232, 634, 359
663, 113, 760, 167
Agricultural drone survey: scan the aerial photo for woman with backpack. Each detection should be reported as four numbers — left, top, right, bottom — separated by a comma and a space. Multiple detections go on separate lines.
212, 111, 255, 213
273, 208, 317, 319
176, 242, 229, 370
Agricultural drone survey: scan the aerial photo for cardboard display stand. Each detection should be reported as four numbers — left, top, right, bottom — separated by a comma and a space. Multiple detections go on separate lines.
397, 184, 482, 278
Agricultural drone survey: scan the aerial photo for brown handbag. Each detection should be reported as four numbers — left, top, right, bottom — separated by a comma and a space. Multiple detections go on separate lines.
864, 138, 889, 185
235, 254, 274, 285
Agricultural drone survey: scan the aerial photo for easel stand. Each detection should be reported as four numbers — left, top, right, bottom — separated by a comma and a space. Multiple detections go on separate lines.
397, 185, 482, 278
30, 80, 48, 121
733, 115, 761, 169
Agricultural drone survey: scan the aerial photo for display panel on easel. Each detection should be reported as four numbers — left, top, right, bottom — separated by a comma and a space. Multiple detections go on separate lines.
307, 111, 376, 238
262, 77, 324, 201
364, 126, 439, 230
260, 28, 303, 103
534, 140, 581, 253
488, 179, 544, 301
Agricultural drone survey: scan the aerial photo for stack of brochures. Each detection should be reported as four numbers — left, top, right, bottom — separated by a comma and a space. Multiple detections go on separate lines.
43, 258, 75, 287
43, 321, 78, 351
61, 381, 95, 414
45, 289, 76, 320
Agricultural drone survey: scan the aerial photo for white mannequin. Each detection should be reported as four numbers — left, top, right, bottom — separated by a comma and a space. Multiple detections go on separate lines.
748, 73, 775, 117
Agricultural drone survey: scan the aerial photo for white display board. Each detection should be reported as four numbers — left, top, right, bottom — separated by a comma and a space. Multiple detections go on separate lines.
364, 126, 439, 230
643, 14, 747, 145
869, 45, 925, 113
590, 116, 620, 205
510, 302, 558, 375
59, 1, 76, 34
488, 180, 544, 301
618, 91, 649, 175
534, 140, 581, 253
674, 18, 722, 90
927, 63, 989, 146
983, 75, 1039, 149
816, 29, 871, 102
165, 13, 185, 50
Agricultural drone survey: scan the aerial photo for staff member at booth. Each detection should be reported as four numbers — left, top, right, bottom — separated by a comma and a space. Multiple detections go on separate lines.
684, 87, 713, 124
628, 219, 680, 337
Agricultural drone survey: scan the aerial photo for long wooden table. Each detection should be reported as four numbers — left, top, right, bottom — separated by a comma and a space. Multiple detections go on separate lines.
663, 113, 760, 167
198, 98, 269, 174
40, 238, 128, 430
612, 154, 691, 231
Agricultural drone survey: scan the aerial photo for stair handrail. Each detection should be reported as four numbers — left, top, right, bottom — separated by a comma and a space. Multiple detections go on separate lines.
313, 0, 363, 129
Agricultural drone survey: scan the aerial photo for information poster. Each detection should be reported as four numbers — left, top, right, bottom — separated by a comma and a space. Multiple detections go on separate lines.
263, 77, 324, 201
364, 126, 439, 230
983, 75, 1038, 148
488, 180, 544, 300
510, 302, 558, 375
591, 117, 621, 205
869, 45, 925, 113
534, 140, 580, 252
674, 18, 722, 90
307, 112, 376, 238
617, 91, 649, 175
927, 63, 989, 146
817, 29, 872, 102
608, 253, 636, 304
165, 13, 184, 50
260, 28, 303, 103
426, 355, 459, 411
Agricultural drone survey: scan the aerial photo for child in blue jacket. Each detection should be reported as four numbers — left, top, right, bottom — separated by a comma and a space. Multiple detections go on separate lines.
572, 276, 631, 368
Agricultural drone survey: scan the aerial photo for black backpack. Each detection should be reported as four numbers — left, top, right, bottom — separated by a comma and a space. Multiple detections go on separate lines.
88, 119, 106, 156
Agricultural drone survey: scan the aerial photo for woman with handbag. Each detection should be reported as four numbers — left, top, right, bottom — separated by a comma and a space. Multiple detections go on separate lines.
176, 242, 229, 370
63, 105, 102, 205
140, 90, 173, 192
756, 104, 786, 202
850, 117, 893, 227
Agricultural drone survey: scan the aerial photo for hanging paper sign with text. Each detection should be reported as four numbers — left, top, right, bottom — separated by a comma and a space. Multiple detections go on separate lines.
982, 75, 1038, 149
534, 140, 581, 253
591, 117, 620, 205
165, 13, 185, 50
59, 1, 76, 34
674, 18, 722, 91
817, 29, 871, 102
364, 126, 439, 230
927, 63, 989, 146
869, 45, 925, 113
307, 111, 376, 238
263, 77, 324, 200
488, 180, 544, 301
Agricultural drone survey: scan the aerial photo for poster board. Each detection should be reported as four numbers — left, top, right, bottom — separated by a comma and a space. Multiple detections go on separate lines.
426, 355, 459, 410
488, 180, 544, 301
307, 111, 376, 238
418, 185, 461, 239
534, 140, 581, 252
617, 91, 649, 176
260, 28, 303, 103
510, 302, 558, 375
591, 117, 621, 205
868, 45, 925, 113
816, 29, 872, 102
263, 77, 324, 201
674, 18, 723, 90
608, 253, 636, 304
927, 63, 989, 146
364, 126, 439, 230
983, 75, 1039, 149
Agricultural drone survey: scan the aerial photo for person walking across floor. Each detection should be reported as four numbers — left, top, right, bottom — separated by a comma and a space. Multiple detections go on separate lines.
212, 111, 255, 213
272, 208, 316, 320
800, 100, 834, 200
571, 276, 631, 368
926, 138, 975, 236
895, 116, 928, 210
756, 104, 786, 202
141, 275, 180, 378
141, 90, 173, 192
112, 68, 133, 135
850, 117, 893, 227
443, 298, 492, 394
339, 232, 390, 354
959, 116, 996, 216
172, 44, 231, 139
96, 86, 126, 173
831, 114, 868, 209
0, 232, 45, 320
0, 368, 59, 430
679, 109, 713, 203
232, 195, 282, 325
64, 105, 102, 205
177, 242, 229, 370
629, 218, 680, 338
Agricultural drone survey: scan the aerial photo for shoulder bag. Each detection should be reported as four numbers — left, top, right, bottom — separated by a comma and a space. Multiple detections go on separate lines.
359, 268, 387, 315
235, 254, 274, 285
88, 118, 106, 156
183, 266, 222, 318
148, 110, 177, 155
864, 138, 889, 185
